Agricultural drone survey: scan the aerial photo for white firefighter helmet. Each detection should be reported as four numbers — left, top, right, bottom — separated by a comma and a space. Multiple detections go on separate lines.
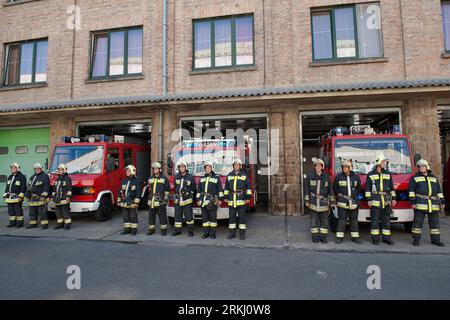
10, 162, 20, 170
416, 159, 430, 171
204, 161, 214, 170
57, 164, 67, 172
313, 158, 325, 169
232, 158, 243, 166
341, 159, 353, 170
33, 163, 43, 170
152, 162, 162, 170
177, 160, 188, 170
125, 165, 136, 175
375, 154, 386, 166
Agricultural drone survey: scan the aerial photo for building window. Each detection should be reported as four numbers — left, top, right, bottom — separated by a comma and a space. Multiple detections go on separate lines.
35, 145, 49, 154
0, 147, 8, 155
15, 146, 28, 154
193, 14, 254, 70
311, 2, 383, 61
442, 1, 450, 52
3, 39, 48, 86
90, 27, 143, 78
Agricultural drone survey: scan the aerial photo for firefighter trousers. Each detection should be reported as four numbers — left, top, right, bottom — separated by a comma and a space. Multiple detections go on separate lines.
29, 205, 47, 226
7, 203, 24, 225
148, 206, 168, 230
370, 207, 391, 240
336, 208, 359, 239
229, 206, 247, 231
174, 204, 194, 230
412, 209, 441, 242
55, 204, 71, 226
201, 206, 217, 232
122, 207, 138, 231
309, 208, 329, 240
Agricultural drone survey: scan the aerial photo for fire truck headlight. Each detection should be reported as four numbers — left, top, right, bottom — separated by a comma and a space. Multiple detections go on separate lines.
81, 187, 95, 195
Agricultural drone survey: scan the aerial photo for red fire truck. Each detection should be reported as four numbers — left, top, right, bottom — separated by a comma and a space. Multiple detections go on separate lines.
166, 139, 257, 224
318, 125, 416, 232
47, 135, 150, 221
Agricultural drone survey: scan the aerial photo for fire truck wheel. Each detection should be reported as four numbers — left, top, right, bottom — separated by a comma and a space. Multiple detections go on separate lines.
94, 196, 113, 222
403, 222, 413, 234
168, 216, 175, 227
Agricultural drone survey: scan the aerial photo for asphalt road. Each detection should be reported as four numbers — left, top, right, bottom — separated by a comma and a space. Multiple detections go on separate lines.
0, 236, 449, 300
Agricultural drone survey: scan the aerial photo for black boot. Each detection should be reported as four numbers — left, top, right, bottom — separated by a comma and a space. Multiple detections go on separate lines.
320, 236, 328, 244
336, 238, 343, 244
161, 229, 167, 236
64, 224, 71, 230
372, 238, 380, 246
431, 240, 445, 247
26, 224, 37, 229
54, 224, 64, 230
130, 229, 137, 236
188, 227, 194, 237
383, 238, 394, 245
227, 229, 236, 240
239, 229, 246, 240
351, 238, 362, 244
7, 221, 16, 228
413, 238, 420, 246
312, 236, 319, 243
41, 224, 48, 230
16, 221, 24, 228
147, 228, 155, 236
210, 230, 216, 239
171, 229, 182, 236
202, 229, 210, 239
120, 228, 131, 235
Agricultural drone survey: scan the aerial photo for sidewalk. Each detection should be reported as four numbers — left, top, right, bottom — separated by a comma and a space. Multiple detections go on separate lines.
0, 208, 449, 254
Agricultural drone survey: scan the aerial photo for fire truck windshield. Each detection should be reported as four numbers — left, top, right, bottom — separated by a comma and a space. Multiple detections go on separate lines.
174, 148, 237, 176
334, 138, 413, 174
51, 146, 104, 174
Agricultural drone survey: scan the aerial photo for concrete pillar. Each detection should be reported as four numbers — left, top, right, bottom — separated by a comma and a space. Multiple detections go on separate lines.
151, 108, 178, 175
49, 114, 75, 159
268, 107, 301, 216
401, 98, 442, 179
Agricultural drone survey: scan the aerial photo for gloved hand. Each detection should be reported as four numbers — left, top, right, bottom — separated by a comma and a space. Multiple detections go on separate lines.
2, 193, 8, 199
197, 201, 202, 206
305, 201, 310, 208
131, 203, 139, 209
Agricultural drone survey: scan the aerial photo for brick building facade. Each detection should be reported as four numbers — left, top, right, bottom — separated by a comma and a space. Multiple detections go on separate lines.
1, 0, 450, 216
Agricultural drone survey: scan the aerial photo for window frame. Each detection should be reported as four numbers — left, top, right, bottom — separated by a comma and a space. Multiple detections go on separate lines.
311, 3, 383, 62
89, 26, 144, 80
192, 14, 255, 71
3, 38, 48, 87
442, 1, 450, 53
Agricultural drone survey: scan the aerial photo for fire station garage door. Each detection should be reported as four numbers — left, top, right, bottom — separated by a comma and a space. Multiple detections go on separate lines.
0, 127, 50, 206
438, 106, 450, 203
180, 114, 269, 213
300, 108, 401, 209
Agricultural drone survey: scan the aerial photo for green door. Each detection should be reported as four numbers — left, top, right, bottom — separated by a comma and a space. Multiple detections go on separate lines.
0, 127, 50, 206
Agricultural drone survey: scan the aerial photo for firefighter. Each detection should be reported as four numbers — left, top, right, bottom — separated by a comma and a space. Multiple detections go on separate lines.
304, 159, 335, 243
224, 158, 252, 240
52, 164, 73, 230
409, 159, 445, 247
26, 163, 51, 229
147, 162, 170, 236
333, 159, 362, 244
3, 163, 27, 228
197, 161, 224, 239
366, 155, 397, 245
117, 165, 141, 236
172, 160, 196, 237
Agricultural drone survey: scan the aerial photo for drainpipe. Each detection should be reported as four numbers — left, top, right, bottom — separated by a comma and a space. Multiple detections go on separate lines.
160, 0, 168, 164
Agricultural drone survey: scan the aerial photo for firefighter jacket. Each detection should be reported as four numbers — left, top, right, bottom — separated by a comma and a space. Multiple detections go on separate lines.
365, 168, 396, 209
3, 172, 27, 204
408, 172, 444, 213
224, 170, 252, 208
333, 171, 361, 210
118, 176, 141, 208
196, 172, 224, 208
304, 171, 335, 212
27, 171, 51, 207
174, 172, 196, 206
52, 173, 72, 206
147, 173, 170, 208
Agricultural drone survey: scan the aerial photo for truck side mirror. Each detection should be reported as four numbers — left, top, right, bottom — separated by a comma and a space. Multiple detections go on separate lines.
413, 153, 421, 165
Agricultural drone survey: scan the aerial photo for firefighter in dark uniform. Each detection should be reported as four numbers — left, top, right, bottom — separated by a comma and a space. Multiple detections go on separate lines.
333, 159, 362, 244
147, 162, 170, 236
197, 161, 224, 239
224, 158, 252, 240
365, 155, 397, 245
172, 160, 196, 237
52, 164, 73, 230
3, 163, 27, 228
117, 165, 141, 236
26, 163, 51, 229
409, 159, 445, 247
304, 159, 335, 244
